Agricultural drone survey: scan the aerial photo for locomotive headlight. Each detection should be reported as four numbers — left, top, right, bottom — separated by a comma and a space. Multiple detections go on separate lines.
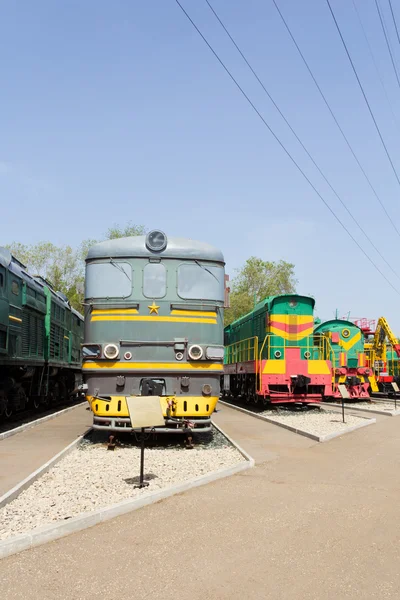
188, 345, 203, 360
103, 343, 119, 360
205, 346, 224, 360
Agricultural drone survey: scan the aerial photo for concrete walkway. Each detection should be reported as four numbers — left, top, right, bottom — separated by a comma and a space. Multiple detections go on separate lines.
0, 404, 91, 496
1, 404, 400, 598
213, 403, 315, 463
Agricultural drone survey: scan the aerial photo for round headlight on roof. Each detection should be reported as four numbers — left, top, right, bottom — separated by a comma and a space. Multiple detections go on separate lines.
146, 230, 167, 252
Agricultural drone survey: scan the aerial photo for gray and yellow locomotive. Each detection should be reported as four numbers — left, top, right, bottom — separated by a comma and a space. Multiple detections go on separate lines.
82, 230, 227, 432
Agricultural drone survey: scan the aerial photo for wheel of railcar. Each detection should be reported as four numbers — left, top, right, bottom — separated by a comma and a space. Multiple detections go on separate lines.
58, 379, 68, 403
230, 377, 239, 398
13, 388, 27, 412
47, 382, 59, 405
262, 396, 269, 408
4, 401, 12, 420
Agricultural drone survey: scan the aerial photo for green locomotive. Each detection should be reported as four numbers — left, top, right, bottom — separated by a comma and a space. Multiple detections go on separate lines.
223, 294, 333, 404
314, 319, 372, 399
0, 247, 84, 419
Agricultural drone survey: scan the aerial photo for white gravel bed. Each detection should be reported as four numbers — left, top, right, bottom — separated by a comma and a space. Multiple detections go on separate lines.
0, 428, 244, 541
338, 401, 400, 413
259, 407, 371, 437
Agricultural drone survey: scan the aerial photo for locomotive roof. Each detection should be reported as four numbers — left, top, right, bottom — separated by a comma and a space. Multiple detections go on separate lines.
0, 246, 83, 320
86, 235, 225, 263
314, 319, 361, 332
226, 294, 315, 329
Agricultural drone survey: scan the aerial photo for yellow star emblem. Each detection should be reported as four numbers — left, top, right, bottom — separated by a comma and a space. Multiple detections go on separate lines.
148, 301, 160, 315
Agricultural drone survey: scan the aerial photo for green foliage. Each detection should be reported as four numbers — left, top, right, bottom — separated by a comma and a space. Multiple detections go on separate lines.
105, 222, 147, 240
224, 257, 297, 326
6, 222, 146, 313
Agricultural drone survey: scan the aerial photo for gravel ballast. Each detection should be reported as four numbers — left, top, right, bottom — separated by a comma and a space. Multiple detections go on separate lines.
0, 428, 244, 541
330, 401, 400, 414
259, 407, 371, 437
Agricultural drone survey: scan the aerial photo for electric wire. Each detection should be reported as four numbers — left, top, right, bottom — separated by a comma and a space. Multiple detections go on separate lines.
174, 0, 400, 296
388, 0, 400, 46
326, 0, 400, 237
374, 0, 400, 89
352, 0, 400, 130
273, 0, 400, 241
204, 0, 400, 280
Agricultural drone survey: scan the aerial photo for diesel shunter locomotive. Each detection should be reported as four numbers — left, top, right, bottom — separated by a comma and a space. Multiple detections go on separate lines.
223, 294, 333, 405
82, 230, 227, 432
314, 319, 372, 400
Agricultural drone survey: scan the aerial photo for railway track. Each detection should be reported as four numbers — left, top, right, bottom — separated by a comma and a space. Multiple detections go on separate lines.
370, 391, 399, 401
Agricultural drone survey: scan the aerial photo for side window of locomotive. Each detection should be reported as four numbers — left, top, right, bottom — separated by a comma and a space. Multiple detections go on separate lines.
0, 271, 4, 287
177, 263, 224, 301
11, 280, 19, 296
143, 263, 166, 298
85, 262, 132, 298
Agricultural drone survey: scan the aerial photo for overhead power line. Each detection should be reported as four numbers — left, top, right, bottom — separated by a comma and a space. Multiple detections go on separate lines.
388, 0, 400, 46
204, 0, 400, 280
352, 0, 400, 131
325, 0, 400, 236
174, 0, 400, 296
374, 0, 400, 90
272, 0, 400, 241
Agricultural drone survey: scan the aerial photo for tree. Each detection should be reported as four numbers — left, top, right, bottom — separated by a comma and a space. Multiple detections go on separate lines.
77, 222, 147, 263
6, 222, 146, 312
224, 257, 297, 325
105, 222, 147, 240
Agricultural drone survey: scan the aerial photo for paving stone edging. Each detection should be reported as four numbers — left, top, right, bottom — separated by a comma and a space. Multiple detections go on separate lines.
219, 400, 376, 442
0, 402, 87, 441
322, 401, 400, 417
0, 424, 254, 560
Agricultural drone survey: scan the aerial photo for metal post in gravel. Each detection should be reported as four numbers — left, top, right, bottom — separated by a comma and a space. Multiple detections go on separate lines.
338, 384, 349, 424
134, 428, 151, 489
126, 395, 165, 490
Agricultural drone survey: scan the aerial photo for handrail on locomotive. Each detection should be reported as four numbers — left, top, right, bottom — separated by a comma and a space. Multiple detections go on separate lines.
225, 333, 336, 396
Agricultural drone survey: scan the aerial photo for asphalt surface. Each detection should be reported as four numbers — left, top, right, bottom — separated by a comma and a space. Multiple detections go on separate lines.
0, 404, 91, 497
1, 404, 400, 598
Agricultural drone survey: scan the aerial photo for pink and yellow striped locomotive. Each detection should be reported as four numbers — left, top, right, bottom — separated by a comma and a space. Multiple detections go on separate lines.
223, 295, 333, 405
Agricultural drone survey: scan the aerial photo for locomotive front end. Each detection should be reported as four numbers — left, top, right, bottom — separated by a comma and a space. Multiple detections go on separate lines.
314, 319, 372, 400
82, 231, 226, 433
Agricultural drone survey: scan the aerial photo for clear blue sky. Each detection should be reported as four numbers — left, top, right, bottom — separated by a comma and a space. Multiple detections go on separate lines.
1, 0, 400, 330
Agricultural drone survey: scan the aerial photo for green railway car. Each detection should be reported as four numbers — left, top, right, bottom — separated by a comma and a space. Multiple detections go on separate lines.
385, 347, 400, 378
0, 247, 83, 418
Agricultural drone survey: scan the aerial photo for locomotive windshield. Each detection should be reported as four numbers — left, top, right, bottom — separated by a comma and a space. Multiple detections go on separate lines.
85, 261, 132, 298
143, 263, 166, 298
177, 263, 224, 301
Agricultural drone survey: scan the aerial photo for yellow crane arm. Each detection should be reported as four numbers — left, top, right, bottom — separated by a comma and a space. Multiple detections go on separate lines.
374, 317, 400, 358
